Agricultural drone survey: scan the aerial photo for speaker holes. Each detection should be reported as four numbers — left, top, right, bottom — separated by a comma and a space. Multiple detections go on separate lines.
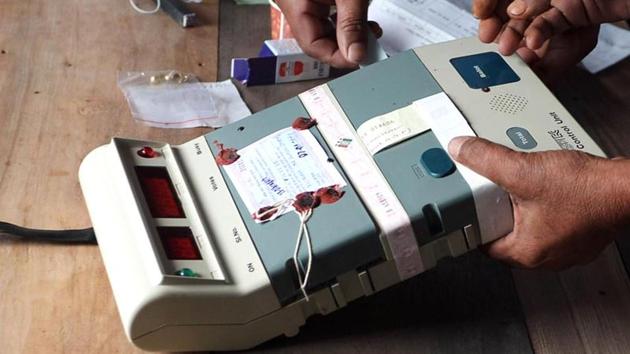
489, 93, 528, 115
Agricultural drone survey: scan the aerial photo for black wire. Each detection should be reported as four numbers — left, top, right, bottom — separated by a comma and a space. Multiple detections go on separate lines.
0, 221, 97, 244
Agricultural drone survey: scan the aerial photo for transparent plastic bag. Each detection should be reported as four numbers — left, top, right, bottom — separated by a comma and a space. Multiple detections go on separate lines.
117, 70, 219, 128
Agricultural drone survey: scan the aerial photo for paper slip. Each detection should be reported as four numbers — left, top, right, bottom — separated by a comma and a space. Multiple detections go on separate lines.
368, 0, 477, 54
200, 81, 252, 127
222, 128, 346, 219
357, 104, 431, 155
582, 24, 630, 73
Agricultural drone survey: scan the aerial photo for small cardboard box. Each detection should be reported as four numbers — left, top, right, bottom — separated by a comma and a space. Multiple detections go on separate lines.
231, 39, 330, 86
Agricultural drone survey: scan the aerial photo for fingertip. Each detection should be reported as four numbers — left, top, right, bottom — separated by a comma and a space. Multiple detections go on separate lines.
507, 0, 527, 17
347, 42, 366, 64
478, 17, 503, 43
478, 31, 493, 43
472, 0, 498, 19
327, 49, 360, 69
448, 136, 473, 160
509, 0, 553, 21
516, 46, 539, 65
525, 35, 535, 50
328, 56, 359, 69
498, 40, 515, 56
444, 136, 525, 190
498, 32, 522, 55
524, 29, 546, 50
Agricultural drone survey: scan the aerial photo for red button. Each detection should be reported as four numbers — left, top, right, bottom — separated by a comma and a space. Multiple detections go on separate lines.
137, 146, 158, 158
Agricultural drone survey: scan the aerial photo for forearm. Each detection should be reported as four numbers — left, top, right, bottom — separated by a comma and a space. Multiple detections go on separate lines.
597, 157, 630, 238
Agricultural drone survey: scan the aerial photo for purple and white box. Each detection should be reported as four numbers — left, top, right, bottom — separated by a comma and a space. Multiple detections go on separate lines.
231, 39, 330, 86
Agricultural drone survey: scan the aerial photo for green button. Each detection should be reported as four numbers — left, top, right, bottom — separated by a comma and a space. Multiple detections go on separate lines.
420, 148, 456, 178
174, 268, 199, 277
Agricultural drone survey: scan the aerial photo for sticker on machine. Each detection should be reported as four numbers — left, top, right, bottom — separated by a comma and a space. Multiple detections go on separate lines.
220, 127, 346, 222
357, 104, 431, 155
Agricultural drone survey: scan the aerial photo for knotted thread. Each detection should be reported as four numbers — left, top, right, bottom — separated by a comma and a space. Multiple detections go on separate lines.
293, 208, 313, 301
254, 198, 314, 301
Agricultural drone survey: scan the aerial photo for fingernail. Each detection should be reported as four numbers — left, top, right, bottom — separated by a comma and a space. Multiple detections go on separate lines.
508, 0, 526, 16
347, 42, 366, 64
448, 136, 472, 159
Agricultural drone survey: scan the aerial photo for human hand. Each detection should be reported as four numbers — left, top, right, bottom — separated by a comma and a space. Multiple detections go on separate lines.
516, 25, 599, 83
474, 0, 628, 52
448, 136, 630, 270
472, 0, 629, 81
276, 0, 377, 68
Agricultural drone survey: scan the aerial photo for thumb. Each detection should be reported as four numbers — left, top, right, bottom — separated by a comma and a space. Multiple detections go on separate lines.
448, 136, 528, 193
335, 0, 369, 64
506, 0, 550, 19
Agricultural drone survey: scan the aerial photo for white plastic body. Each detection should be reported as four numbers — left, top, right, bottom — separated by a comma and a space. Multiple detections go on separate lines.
79, 136, 473, 352
79, 38, 604, 352
80, 137, 288, 351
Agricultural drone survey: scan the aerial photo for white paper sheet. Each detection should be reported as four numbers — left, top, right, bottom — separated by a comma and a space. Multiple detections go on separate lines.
582, 24, 630, 73
368, 0, 478, 54
222, 128, 346, 219
369, 0, 629, 73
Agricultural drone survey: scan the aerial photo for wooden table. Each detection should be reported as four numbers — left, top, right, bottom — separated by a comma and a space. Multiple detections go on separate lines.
0, 1, 218, 353
2, 1, 630, 353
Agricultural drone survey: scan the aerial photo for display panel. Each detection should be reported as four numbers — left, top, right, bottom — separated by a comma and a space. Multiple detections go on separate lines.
135, 166, 185, 218
157, 227, 202, 260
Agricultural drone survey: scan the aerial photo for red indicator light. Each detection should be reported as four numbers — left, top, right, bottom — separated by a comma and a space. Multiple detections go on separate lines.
294, 61, 304, 75
135, 166, 185, 218
158, 227, 202, 260
137, 146, 158, 158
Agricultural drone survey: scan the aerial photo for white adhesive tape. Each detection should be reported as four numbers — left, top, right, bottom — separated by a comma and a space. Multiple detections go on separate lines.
412, 92, 513, 243
299, 85, 424, 280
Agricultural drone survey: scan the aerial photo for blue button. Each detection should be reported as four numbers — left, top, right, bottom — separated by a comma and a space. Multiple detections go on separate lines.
450, 52, 520, 89
421, 148, 456, 178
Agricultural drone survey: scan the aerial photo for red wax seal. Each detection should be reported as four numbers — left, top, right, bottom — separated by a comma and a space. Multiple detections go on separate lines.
214, 141, 239, 165
315, 185, 344, 204
253, 206, 278, 222
293, 192, 320, 213
292, 117, 317, 130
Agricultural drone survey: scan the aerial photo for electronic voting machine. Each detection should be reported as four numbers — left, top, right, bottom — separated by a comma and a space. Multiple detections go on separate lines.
79, 38, 605, 351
